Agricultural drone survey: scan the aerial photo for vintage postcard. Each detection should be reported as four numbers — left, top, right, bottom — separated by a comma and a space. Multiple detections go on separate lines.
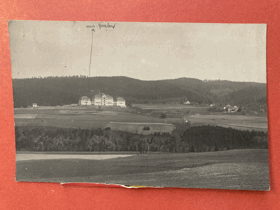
9, 20, 269, 190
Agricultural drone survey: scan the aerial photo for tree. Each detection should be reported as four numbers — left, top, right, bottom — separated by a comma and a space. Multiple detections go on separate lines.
92, 135, 102, 151
190, 144, 195, 152
86, 138, 94, 151
125, 100, 132, 108
214, 142, 219, 151
160, 112, 167, 119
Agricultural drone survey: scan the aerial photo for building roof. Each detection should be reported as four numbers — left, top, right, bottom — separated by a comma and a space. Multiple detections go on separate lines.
80, 96, 90, 100
117, 97, 125, 102
94, 94, 102, 99
226, 105, 239, 110
94, 93, 115, 101
103, 94, 113, 100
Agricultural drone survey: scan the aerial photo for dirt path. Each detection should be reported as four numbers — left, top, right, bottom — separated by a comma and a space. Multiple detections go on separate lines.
16, 154, 133, 161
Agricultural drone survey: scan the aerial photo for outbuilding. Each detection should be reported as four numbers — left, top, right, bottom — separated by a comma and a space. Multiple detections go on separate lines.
79, 96, 91, 106
117, 97, 126, 107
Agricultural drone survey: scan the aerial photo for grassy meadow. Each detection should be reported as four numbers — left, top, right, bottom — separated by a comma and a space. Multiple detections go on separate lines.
14, 104, 269, 190
16, 149, 269, 190
187, 114, 268, 131
14, 104, 268, 132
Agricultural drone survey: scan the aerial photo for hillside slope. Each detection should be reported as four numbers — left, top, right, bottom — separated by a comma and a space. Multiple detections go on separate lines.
12, 76, 267, 112
219, 85, 267, 111
12, 76, 212, 108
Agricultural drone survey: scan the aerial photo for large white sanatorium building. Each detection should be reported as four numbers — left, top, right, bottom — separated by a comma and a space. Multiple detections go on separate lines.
79, 93, 126, 107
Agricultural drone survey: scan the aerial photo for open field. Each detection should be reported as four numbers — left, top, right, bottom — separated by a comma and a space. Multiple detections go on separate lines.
187, 114, 268, 131
14, 107, 183, 129
106, 122, 176, 134
16, 149, 269, 190
14, 104, 188, 128
14, 103, 268, 133
14, 105, 268, 132
132, 104, 210, 112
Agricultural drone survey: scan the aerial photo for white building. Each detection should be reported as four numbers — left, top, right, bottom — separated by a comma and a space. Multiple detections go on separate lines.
93, 93, 125, 107
93, 94, 102, 106
32, 103, 37, 108
117, 97, 126, 107
224, 104, 239, 113
79, 96, 91, 106
102, 94, 114, 106
85, 92, 126, 107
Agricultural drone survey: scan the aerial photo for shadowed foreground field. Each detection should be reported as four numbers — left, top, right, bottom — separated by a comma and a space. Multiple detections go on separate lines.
16, 149, 269, 191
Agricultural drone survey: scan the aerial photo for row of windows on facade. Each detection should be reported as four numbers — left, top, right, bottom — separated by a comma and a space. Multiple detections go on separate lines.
78, 93, 126, 107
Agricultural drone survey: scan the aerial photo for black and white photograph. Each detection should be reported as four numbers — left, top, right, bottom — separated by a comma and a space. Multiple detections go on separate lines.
9, 20, 269, 190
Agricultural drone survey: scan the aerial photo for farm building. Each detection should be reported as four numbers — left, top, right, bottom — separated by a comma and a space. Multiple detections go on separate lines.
224, 104, 231, 109
105, 122, 176, 135
32, 103, 37, 108
79, 96, 92, 106
224, 104, 239, 113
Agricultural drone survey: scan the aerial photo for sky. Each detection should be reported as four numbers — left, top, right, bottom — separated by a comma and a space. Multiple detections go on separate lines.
8, 21, 267, 83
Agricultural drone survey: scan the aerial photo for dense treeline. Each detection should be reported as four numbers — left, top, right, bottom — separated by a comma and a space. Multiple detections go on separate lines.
13, 76, 267, 112
15, 125, 268, 152
13, 76, 213, 108
182, 126, 268, 152
161, 78, 267, 112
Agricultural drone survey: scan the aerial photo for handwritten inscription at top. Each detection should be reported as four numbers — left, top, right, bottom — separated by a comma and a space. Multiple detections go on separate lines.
98, 23, 116, 30
86, 23, 116, 31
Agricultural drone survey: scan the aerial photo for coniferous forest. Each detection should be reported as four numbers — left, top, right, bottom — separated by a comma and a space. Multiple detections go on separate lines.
15, 125, 268, 153
13, 76, 267, 112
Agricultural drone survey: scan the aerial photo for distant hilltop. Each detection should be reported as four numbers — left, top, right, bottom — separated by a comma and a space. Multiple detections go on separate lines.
12, 76, 267, 112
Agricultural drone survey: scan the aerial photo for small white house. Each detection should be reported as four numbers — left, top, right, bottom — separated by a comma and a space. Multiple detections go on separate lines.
117, 97, 126, 107
79, 96, 91, 106
32, 103, 37, 108
226, 105, 239, 113
184, 101, 190, 105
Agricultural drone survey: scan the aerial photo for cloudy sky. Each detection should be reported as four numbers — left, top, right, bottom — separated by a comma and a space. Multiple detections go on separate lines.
9, 21, 266, 83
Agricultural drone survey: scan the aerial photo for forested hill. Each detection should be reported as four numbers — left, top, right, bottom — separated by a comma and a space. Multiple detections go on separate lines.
12, 76, 267, 111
